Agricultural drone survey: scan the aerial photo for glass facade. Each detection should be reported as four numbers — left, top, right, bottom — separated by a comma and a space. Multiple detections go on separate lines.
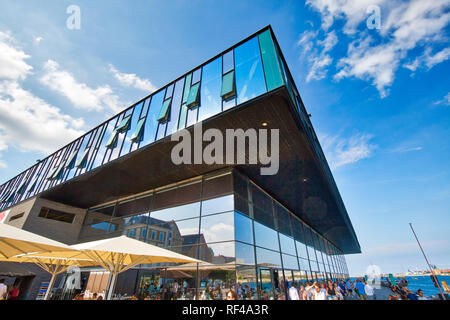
74, 169, 348, 300
0, 27, 292, 211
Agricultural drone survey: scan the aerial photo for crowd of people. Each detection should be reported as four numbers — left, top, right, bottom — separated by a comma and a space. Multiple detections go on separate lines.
283, 278, 375, 300
384, 277, 430, 300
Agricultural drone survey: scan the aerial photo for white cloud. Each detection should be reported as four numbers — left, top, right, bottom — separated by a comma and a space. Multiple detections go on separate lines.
320, 133, 376, 169
298, 30, 338, 82
0, 31, 33, 81
335, 36, 400, 97
0, 81, 85, 154
0, 31, 85, 166
389, 146, 423, 153
109, 64, 157, 92
41, 60, 123, 113
34, 36, 43, 45
305, 0, 450, 97
306, 0, 385, 34
434, 92, 450, 106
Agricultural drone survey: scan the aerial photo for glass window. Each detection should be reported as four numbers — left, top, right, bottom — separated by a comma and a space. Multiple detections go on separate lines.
186, 83, 200, 108
282, 254, 299, 270
115, 195, 152, 218
234, 194, 249, 216
121, 101, 144, 155
65, 150, 78, 169
256, 247, 281, 268
250, 184, 275, 215
75, 148, 90, 168
200, 211, 234, 243
221, 71, 235, 100
223, 50, 234, 74
205, 241, 235, 263
234, 211, 253, 244
152, 181, 201, 212
258, 30, 284, 91
234, 37, 266, 105
140, 90, 165, 147
178, 104, 187, 130
233, 171, 248, 200
254, 221, 279, 251
274, 203, 292, 236
165, 79, 184, 136
157, 98, 172, 122
202, 173, 233, 200
298, 258, 310, 272
192, 68, 201, 84
150, 202, 201, 222
295, 240, 308, 259
182, 73, 192, 104
201, 194, 233, 216
279, 233, 296, 256
186, 105, 198, 127
236, 242, 255, 265
91, 119, 117, 170
198, 57, 222, 122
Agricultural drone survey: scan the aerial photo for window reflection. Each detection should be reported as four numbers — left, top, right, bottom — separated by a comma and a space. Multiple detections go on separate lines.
254, 221, 279, 252
150, 202, 200, 222
279, 233, 296, 256
235, 242, 255, 265
234, 211, 253, 244
282, 254, 299, 270
198, 57, 222, 122
234, 37, 266, 105
140, 90, 165, 147
201, 195, 233, 216
120, 101, 144, 157
256, 247, 281, 268
200, 212, 234, 243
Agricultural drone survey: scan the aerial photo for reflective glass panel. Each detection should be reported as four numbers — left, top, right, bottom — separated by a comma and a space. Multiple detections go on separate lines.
200, 211, 234, 243
234, 37, 266, 105
282, 254, 299, 270
140, 90, 165, 147
235, 242, 255, 265
201, 194, 233, 216
258, 30, 284, 91
120, 101, 144, 156
165, 79, 184, 136
150, 202, 201, 222
198, 57, 222, 122
254, 221, 279, 251
279, 233, 296, 256
234, 211, 253, 244
256, 247, 281, 268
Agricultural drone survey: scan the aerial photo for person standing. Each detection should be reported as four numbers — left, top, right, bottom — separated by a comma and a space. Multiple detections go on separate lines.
365, 281, 375, 300
355, 279, 366, 300
288, 283, 300, 300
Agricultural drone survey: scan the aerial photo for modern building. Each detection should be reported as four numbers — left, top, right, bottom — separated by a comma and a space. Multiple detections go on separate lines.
0, 26, 360, 300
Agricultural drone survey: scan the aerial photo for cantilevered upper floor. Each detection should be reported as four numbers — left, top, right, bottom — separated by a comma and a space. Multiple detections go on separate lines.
0, 26, 361, 254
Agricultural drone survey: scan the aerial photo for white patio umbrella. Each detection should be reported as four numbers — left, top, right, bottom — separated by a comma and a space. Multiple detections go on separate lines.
0, 223, 91, 299
0, 223, 74, 258
6, 255, 97, 300
28, 235, 203, 299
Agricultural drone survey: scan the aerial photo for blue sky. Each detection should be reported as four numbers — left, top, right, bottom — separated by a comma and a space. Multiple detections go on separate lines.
0, 0, 449, 276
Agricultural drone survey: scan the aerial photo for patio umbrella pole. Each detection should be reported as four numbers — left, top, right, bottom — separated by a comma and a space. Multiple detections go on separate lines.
44, 273, 57, 300
107, 273, 118, 300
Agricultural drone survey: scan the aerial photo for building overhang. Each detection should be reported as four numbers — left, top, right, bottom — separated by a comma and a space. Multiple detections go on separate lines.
39, 87, 361, 254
